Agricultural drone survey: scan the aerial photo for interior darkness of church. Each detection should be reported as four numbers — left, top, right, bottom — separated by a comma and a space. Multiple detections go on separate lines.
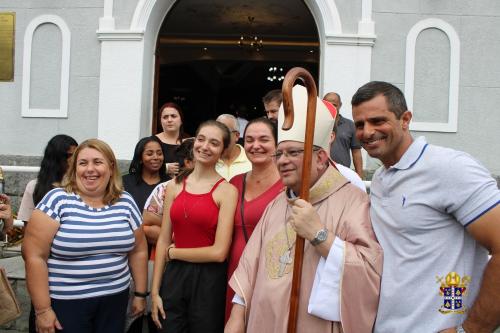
156, 61, 319, 136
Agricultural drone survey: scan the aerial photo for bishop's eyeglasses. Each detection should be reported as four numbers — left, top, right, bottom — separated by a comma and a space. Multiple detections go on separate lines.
271, 147, 320, 160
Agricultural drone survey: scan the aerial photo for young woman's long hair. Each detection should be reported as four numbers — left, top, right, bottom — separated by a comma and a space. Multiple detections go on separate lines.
175, 121, 230, 184
128, 136, 168, 184
33, 134, 78, 205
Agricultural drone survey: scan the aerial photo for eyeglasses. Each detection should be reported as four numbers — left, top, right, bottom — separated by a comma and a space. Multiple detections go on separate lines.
271, 147, 320, 160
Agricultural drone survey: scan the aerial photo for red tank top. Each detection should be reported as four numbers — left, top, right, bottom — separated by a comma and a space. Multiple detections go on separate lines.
170, 177, 225, 248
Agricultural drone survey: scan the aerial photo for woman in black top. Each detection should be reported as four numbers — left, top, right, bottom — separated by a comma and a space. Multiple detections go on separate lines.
123, 136, 169, 211
155, 102, 187, 177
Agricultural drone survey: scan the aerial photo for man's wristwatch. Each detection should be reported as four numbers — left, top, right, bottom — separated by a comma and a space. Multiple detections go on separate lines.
456, 325, 466, 333
310, 228, 328, 246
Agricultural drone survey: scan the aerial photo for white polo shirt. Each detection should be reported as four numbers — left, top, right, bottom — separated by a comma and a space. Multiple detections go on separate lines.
216, 144, 252, 181
371, 136, 500, 333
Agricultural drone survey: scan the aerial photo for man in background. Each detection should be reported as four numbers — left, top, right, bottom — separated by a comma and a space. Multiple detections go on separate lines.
324, 92, 363, 179
216, 114, 252, 180
262, 89, 282, 125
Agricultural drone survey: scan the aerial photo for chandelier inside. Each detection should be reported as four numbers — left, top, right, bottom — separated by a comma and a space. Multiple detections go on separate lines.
238, 35, 263, 51
237, 16, 263, 52
267, 66, 284, 82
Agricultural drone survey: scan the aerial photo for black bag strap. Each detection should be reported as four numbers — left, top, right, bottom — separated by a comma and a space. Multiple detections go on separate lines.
240, 173, 249, 243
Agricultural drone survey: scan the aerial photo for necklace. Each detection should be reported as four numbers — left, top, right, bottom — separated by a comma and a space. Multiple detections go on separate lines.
182, 195, 203, 219
278, 206, 296, 277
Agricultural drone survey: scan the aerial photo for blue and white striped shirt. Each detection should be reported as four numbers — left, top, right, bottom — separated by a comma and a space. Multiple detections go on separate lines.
36, 188, 142, 300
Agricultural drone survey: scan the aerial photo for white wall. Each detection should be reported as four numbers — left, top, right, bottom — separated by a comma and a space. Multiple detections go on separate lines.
371, 1, 500, 175
0, 2, 102, 155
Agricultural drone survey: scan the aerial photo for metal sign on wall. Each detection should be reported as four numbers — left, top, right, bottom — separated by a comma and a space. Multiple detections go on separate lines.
0, 12, 15, 81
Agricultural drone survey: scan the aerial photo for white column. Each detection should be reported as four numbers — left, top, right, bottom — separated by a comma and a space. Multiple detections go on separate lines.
321, 35, 375, 119
99, 0, 115, 30
97, 34, 145, 159
358, 0, 374, 34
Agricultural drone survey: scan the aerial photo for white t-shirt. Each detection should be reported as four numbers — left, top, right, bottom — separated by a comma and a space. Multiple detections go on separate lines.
18, 179, 37, 221
334, 163, 366, 193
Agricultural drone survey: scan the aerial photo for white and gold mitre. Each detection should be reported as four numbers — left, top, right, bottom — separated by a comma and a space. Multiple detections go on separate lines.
277, 84, 337, 151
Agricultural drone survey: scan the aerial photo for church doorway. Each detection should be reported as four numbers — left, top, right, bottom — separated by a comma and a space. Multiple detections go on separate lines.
152, 0, 320, 136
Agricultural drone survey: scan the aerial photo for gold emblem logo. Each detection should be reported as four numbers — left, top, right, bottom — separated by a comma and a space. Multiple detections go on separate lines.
436, 272, 471, 314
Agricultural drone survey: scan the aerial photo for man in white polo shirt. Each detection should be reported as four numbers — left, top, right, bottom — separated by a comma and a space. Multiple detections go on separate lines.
351, 81, 500, 333
215, 114, 252, 180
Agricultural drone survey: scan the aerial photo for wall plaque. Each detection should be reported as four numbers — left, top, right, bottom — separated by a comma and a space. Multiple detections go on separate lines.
0, 12, 15, 81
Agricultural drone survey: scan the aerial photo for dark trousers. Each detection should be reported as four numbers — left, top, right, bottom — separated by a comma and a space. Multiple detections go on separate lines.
50, 289, 129, 333
159, 260, 227, 333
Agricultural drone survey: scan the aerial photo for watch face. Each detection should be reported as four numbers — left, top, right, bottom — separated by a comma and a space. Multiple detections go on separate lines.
311, 228, 328, 245
318, 229, 328, 241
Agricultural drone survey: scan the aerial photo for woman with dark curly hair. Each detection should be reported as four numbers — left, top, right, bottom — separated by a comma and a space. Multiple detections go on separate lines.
123, 136, 169, 211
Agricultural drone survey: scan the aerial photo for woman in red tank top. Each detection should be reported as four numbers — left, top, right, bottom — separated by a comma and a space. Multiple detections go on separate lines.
225, 118, 283, 322
151, 120, 238, 333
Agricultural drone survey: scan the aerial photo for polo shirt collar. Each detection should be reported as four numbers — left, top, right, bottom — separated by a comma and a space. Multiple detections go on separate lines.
391, 136, 428, 170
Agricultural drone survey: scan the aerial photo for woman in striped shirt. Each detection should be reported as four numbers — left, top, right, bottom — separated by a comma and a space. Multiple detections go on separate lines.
22, 139, 148, 333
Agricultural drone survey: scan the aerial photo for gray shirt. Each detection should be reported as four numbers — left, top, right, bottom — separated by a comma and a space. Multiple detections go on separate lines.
371, 136, 500, 333
329, 115, 361, 167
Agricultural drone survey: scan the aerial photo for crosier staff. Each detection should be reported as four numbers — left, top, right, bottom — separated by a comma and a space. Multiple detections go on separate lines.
281, 67, 317, 333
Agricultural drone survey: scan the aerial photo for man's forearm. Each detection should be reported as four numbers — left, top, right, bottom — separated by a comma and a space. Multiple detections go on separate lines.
463, 255, 500, 332
225, 303, 246, 333
352, 149, 364, 179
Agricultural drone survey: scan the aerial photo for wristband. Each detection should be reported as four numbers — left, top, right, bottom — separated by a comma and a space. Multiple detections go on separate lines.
133, 291, 150, 298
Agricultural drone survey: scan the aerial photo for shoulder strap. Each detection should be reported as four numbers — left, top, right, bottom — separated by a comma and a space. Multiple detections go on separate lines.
209, 178, 225, 194
182, 176, 187, 191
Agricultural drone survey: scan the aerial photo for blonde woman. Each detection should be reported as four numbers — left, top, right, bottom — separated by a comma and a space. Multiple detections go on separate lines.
23, 139, 148, 333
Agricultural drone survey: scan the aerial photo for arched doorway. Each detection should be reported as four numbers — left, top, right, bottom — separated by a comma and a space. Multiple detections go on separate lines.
98, 0, 374, 159
151, 0, 320, 135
